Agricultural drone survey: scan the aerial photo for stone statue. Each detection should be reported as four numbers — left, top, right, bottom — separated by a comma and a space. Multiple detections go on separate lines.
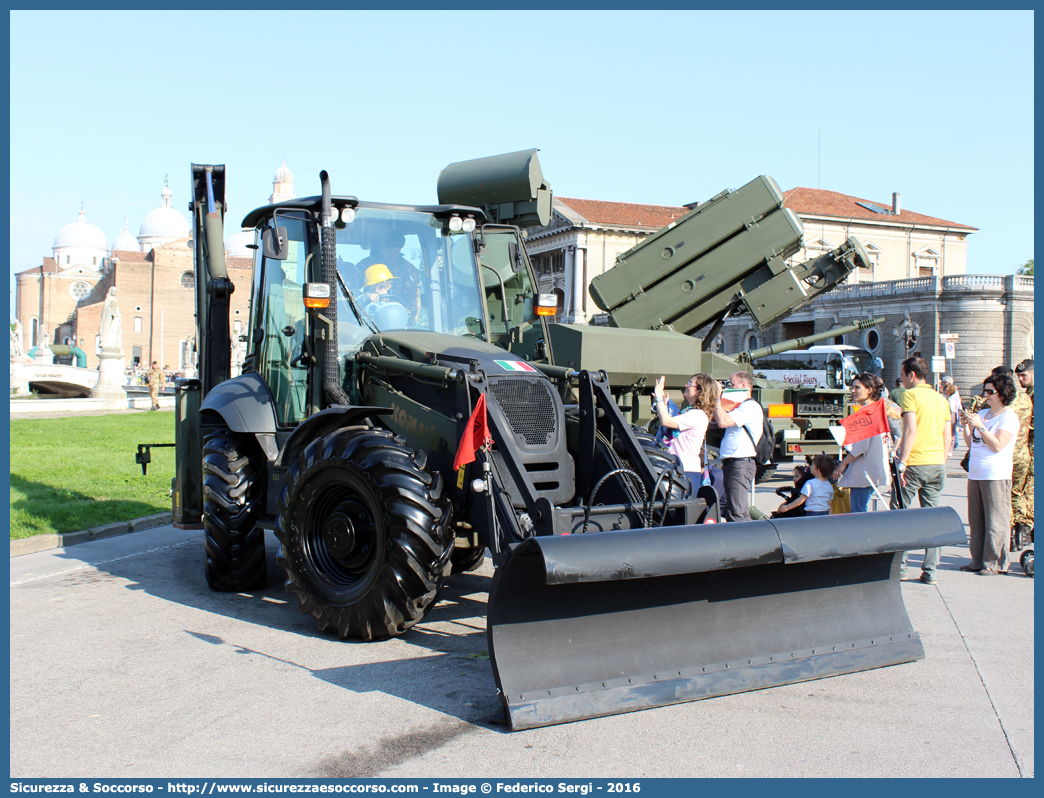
11, 319, 24, 359
99, 287, 123, 351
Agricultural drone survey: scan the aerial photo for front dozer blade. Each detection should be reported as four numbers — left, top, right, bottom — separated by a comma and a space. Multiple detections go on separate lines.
487, 507, 964, 730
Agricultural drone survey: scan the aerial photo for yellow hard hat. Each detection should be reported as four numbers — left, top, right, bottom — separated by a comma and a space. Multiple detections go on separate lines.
363, 264, 396, 288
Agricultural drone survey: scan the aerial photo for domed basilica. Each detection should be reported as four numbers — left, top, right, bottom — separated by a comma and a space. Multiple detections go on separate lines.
15, 163, 296, 371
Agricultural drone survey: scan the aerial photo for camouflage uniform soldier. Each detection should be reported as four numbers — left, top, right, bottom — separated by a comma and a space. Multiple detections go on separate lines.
1011, 360, 1034, 548
146, 361, 164, 411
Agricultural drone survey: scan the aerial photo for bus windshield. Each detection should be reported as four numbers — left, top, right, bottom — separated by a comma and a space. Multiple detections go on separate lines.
847, 349, 878, 378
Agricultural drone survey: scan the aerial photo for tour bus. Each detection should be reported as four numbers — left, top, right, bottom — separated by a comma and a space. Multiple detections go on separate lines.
752, 345, 882, 390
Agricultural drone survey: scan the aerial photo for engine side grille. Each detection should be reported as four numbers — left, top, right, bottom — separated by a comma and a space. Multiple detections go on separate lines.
488, 378, 557, 447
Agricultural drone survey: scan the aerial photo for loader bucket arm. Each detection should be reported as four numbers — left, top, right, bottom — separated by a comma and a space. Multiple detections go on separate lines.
190, 163, 233, 398
487, 506, 964, 730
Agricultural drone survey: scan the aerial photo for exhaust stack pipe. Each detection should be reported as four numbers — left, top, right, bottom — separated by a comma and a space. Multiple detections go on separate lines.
319, 171, 350, 405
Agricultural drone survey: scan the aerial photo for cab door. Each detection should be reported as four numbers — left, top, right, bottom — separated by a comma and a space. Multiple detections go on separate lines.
476, 227, 547, 361
251, 213, 316, 427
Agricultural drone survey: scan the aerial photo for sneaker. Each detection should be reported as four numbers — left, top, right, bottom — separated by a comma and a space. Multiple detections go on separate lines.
920, 571, 938, 585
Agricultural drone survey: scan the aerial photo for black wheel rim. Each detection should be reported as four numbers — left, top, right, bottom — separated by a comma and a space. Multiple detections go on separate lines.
299, 475, 383, 599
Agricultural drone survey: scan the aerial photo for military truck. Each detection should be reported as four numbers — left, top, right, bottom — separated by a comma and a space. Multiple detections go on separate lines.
168, 152, 962, 731
581, 174, 884, 460
549, 316, 883, 464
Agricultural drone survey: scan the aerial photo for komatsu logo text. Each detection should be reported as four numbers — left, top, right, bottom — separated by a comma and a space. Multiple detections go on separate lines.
390, 403, 446, 453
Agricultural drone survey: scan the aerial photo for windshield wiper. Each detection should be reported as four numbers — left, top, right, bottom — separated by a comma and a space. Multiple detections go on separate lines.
336, 271, 379, 334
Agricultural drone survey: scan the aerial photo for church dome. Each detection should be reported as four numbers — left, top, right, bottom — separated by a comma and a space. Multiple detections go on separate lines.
54, 209, 108, 251
138, 181, 190, 243
225, 228, 255, 258
112, 218, 141, 252
270, 159, 295, 204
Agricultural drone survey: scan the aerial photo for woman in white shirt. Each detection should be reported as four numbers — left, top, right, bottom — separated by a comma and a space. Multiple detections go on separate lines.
651, 373, 720, 491
960, 373, 1020, 575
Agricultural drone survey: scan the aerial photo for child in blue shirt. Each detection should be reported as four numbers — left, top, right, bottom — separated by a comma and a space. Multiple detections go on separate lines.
777, 454, 837, 517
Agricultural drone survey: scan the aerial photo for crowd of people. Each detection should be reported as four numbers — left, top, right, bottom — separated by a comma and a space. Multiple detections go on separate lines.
652, 369, 767, 523
648, 356, 1034, 580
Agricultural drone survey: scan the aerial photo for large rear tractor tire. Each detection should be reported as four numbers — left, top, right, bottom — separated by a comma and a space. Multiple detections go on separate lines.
275, 427, 452, 640
202, 429, 268, 591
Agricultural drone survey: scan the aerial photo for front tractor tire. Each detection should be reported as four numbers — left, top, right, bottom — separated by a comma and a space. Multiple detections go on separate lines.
202, 428, 268, 592
450, 545, 486, 573
275, 427, 452, 640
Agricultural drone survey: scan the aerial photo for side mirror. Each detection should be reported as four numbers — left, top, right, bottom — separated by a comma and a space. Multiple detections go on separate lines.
262, 226, 288, 260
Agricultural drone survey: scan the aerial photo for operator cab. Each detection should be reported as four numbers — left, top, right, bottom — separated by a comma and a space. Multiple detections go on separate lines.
241, 197, 551, 427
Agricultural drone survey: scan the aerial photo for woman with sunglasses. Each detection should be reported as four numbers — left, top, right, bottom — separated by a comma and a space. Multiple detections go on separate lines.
652, 373, 720, 496
960, 373, 1020, 575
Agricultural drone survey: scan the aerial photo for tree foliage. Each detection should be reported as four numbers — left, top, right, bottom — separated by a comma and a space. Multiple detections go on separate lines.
1017, 258, 1034, 275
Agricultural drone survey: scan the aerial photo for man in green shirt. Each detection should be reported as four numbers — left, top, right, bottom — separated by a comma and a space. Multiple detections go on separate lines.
889, 378, 906, 407
895, 356, 952, 584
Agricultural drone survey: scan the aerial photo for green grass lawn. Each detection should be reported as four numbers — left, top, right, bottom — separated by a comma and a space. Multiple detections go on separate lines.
10, 411, 177, 538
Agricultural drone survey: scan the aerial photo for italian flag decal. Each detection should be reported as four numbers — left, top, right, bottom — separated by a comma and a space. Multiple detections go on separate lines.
494, 359, 537, 373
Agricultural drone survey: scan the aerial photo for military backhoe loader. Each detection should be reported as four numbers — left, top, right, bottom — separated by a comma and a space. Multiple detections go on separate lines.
172, 152, 963, 730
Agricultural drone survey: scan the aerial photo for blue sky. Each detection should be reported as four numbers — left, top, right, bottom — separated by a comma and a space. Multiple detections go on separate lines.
9, 10, 1034, 318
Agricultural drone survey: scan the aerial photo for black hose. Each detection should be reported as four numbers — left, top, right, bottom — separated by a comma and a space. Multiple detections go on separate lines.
643, 467, 675, 528
582, 468, 647, 535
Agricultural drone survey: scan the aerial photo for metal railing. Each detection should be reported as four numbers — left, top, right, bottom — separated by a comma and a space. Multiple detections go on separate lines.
824, 273, 1031, 299
942, 275, 1005, 289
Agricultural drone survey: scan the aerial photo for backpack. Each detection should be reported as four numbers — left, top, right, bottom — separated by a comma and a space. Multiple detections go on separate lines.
739, 399, 776, 466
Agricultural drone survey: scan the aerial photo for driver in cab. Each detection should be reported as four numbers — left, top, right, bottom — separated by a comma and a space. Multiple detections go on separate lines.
359, 264, 410, 330
358, 234, 422, 321
358, 234, 415, 278
360, 264, 398, 307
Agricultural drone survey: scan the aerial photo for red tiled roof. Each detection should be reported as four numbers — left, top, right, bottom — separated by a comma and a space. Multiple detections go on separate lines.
16, 258, 57, 276
783, 187, 976, 231
227, 256, 253, 270
556, 197, 691, 230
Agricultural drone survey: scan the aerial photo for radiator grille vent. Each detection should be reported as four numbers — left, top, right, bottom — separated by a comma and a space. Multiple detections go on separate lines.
488, 378, 557, 447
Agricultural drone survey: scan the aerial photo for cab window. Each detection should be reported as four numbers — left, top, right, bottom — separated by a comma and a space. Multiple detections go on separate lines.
331, 207, 488, 344
255, 213, 312, 426
477, 227, 544, 360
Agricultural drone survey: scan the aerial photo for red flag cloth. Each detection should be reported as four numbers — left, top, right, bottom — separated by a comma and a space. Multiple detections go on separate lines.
453, 393, 495, 471
839, 398, 889, 446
